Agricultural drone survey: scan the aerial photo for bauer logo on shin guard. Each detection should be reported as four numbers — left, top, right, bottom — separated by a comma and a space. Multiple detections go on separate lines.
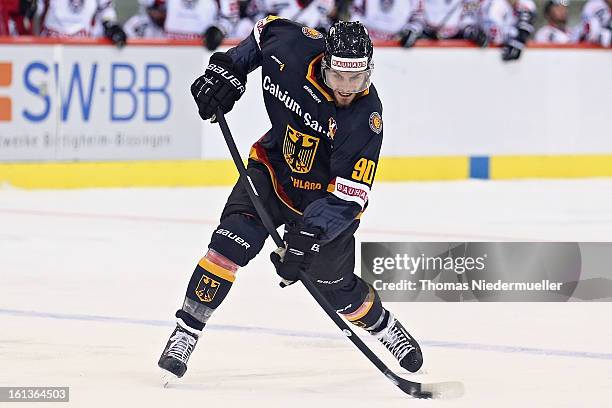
195, 275, 221, 303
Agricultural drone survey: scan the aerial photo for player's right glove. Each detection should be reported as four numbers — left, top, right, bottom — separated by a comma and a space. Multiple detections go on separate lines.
270, 222, 321, 288
190, 52, 246, 121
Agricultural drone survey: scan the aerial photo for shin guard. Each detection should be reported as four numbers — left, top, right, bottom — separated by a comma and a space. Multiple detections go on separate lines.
177, 249, 238, 331
341, 284, 386, 332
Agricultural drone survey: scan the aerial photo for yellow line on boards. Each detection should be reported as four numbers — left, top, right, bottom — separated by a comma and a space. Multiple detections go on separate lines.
491, 155, 612, 179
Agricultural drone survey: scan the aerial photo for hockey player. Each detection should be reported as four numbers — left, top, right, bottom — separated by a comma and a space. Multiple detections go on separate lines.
0, 0, 36, 35
158, 18, 424, 381
124, 0, 167, 39
246, 0, 334, 33
350, 0, 425, 48
534, 0, 574, 44
481, 0, 536, 60
422, 0, 489, 47
577, 0, 611, 47
37, 0, 126, 47
227, 0, 253, 39
164, 0, 239, 50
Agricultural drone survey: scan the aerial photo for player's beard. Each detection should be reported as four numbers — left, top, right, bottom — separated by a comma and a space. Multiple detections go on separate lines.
333, 90, 357, 108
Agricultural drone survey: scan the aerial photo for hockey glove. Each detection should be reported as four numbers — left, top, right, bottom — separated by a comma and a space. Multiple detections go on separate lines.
503, 10, 533, 61
400, 29, 419, 48
501, 38, 524, 61
190, 52, 247, 121
103, 22, 127, 48
270, 222, 321, 287
462, 25, 488, 48
204, 26, 225, 51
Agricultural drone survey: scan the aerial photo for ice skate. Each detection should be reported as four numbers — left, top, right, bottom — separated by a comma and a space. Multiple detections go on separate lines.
374, 312, 423, 373
158, 323, 200, 385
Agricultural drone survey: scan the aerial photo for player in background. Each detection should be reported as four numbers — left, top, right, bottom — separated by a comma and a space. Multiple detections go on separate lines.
0, 0, 36, 35
534, 0, 574, 44
481, 0, 536, 60
124, 0, 167, 39
422, 0, 489, 47
228, 0, 260, 39
577, 0, 611, 47
157, 18, 424, 382
164, 0, 239, 50
349, 0, 425, 48
36, 0, 126, 46
246, 0, 335, 33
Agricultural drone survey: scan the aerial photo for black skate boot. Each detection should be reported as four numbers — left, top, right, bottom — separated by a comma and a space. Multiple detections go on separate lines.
158, 323, 200, 382
373, 312, 423, 372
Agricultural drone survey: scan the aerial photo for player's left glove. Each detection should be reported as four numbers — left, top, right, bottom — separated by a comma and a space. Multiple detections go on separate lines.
204, 26, 225, 51
400, 29, 420, 48
270, 222, 321, 288
103, 21, 127, 48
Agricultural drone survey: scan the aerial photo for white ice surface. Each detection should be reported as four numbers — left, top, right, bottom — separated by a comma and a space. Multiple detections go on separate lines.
1, 179, 612, 407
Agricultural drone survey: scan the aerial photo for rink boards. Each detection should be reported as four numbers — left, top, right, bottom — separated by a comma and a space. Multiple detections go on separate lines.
1, 40, 611, 187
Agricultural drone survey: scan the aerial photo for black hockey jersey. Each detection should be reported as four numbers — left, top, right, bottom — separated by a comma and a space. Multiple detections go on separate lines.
227, 17, 383, 242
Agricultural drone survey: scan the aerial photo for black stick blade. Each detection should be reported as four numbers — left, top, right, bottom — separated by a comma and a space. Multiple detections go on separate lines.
387, 371, 464, 399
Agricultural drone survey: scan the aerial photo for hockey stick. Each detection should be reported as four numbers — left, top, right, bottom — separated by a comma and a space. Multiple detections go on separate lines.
216, 109, 464, 399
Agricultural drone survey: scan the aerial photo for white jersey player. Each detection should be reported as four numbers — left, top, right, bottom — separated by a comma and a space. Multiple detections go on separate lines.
124, 0, 167, 39
577, 0, 611, 47
37, 0, 125, 45
422, 0, 481, 38
350, 0, 425, 47
164, 0, 239, 49
534, 24, 571, 43
481, 0, 536, 60
228, 0, 262, 40
534, 0, 575, 44
247, 0, 334, 31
